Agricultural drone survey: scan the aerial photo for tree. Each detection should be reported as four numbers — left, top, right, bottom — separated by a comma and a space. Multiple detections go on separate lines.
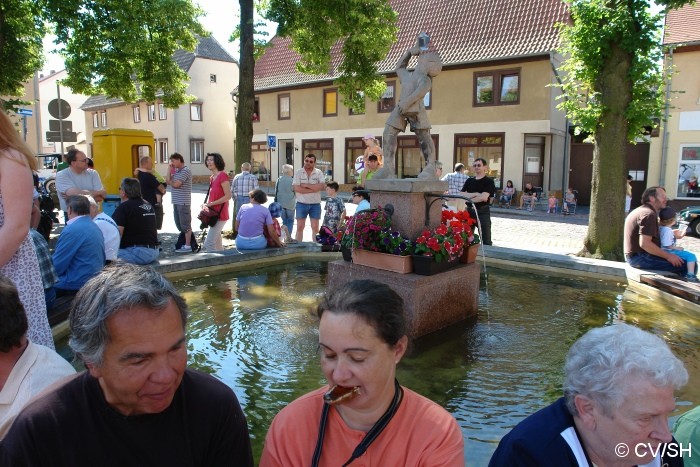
0, 0, 206, 108
0, 0, 45, 108
235, 0, 256, 172
557, 0, 694, 261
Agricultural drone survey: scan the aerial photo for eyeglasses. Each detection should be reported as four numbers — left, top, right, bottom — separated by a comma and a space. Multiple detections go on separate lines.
352, 194, 360, 198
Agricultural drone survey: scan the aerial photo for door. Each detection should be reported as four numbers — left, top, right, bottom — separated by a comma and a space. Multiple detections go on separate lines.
523, 136, 544, 189
277, 139, 294, 180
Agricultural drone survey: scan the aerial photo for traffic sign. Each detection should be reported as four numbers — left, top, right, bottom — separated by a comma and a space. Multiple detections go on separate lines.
49, 120, 73, 132
267, 135, 277, 149
17, 108, 33, 116
48, 99, 71, 119
46, 131, 78, 143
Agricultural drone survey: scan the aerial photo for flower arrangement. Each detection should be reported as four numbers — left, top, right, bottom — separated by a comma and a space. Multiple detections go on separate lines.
336, 207, 413, 256
413, 209, 479, 262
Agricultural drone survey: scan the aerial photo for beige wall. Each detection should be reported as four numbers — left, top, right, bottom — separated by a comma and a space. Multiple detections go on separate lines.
83, 58, 238, 177
253, 57, 567, 189
3, 78, 43, 154
651, 48, 700, 199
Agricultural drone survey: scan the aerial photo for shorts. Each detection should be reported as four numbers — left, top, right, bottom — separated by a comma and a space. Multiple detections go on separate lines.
296, 202, 321, 220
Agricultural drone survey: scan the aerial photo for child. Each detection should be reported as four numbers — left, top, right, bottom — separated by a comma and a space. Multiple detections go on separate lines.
322, 182, 346, 233
659, 207, 698, 282
547, 192, 557, 214
267, 202, 292, 245
563, 188, 576, 215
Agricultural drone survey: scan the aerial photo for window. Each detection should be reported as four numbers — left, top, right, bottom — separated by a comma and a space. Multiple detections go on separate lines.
100, 111, 107, 128
252, 98, 260, 122
455, 133, 504, 188
278, 93, 290, 120
474, 69, 520, 106
190, 140, 204, 163
92, 112, 99, 128
396, 135, 439, 178
677, 146, 700, 198
349, 91, 365, 116
132, 106, 141, 123
159, 103, 167, 120
251, 141, 269, 180
158, 139, 169, 164
148, 104, 156, 121
303, 139, 334, 181
190, 103, 202, 121
323, 89, 338, 117
210, 74, 217, 83
378, 80, 396, 113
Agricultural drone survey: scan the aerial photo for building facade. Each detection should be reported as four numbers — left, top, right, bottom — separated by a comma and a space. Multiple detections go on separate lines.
252, 0, 570, 194
81, 36, 239, 178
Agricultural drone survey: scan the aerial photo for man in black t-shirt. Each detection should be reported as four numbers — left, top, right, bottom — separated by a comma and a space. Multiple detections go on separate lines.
0, 265, 254, 466
136, 156, 166, 229
461, 158, 496, 245
112, 177, 159, 265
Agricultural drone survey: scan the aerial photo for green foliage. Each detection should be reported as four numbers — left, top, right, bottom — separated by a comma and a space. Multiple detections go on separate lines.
43, 0, 207, 107
556, 0, 664, 141
264, 0, 398, 113
0, 0, 45, 97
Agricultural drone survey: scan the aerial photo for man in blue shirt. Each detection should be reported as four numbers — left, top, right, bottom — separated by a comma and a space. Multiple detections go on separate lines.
52, 195, 105, 299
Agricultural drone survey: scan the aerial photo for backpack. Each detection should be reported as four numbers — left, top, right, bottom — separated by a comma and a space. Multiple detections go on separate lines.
315, 225, 337, 245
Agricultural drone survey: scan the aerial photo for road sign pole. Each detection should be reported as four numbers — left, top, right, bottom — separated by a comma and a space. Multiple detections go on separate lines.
57, 83, 64, 154
22, 116, 27, 142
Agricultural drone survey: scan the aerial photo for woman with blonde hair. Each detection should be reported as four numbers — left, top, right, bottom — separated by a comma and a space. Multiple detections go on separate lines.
0, 111, 54, 348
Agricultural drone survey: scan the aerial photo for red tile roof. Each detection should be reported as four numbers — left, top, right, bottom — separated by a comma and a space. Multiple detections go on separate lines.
254, 0, 569, 91
664, 3, 700, 46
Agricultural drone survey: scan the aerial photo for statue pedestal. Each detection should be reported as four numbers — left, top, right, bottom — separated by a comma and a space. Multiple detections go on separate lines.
328, 178, 480, 338
328, 260, 479, 337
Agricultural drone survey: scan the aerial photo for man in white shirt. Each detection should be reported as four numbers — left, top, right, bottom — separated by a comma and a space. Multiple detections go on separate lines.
292, 154, 325, 242
88, 196, 120, 263
0, 275, 75, 439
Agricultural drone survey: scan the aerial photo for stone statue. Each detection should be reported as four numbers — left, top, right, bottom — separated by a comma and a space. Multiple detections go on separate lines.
374, 37, 443, 180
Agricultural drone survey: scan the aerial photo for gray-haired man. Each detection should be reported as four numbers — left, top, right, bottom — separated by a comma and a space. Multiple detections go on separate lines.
0, 264, 253, 466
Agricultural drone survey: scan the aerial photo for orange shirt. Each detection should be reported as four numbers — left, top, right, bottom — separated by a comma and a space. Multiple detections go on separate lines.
260, 386, 465, 467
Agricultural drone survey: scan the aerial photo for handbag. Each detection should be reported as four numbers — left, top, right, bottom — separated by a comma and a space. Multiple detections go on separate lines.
197, 182, 223, 229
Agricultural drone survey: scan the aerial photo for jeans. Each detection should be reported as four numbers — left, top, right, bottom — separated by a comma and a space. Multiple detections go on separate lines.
117, 246, 160, 265
626, 252, 686, 274
469, 206, 492, 246
281, 208, 295, 234
295, 202, 321, 219
236, 234, 267, 250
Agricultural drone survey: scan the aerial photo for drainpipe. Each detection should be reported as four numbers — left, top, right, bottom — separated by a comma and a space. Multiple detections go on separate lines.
174, 106, 179, 153
659, 47, 674, 186
33, 71, 42, 152
550, 53, 570, 190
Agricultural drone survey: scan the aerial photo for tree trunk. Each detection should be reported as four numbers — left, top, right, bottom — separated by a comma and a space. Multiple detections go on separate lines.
580, 42, 631, 260
235, 0, 255, 172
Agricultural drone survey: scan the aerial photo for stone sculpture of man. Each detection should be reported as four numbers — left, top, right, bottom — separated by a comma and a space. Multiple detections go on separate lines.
375, 38, 443, 180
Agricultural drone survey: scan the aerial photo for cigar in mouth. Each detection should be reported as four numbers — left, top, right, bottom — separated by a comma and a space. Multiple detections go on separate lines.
323, 385, 361, 405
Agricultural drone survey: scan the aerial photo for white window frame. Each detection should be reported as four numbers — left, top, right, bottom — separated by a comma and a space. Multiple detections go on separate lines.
132, 106, 141, 123
100, 111, 107, 128
158, 103, 167, 120
190, 103, 202, 121
158, 139, 169, 164
148, 104, 156, 121
92, 112, 99, 128
190, 139, 204, 163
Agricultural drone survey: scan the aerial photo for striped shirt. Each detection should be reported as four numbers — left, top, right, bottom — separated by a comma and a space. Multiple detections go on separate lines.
441, 171, 468, 195
171, 166, 192, 205
232, 171, 259, 197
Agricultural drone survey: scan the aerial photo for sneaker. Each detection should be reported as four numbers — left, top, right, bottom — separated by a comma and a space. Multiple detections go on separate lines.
685, 274, 699, 283
175, 245, 191, 253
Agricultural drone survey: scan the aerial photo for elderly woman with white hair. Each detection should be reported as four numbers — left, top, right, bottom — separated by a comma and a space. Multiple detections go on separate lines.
275, 164, 296, 240
490, 323, 688, 467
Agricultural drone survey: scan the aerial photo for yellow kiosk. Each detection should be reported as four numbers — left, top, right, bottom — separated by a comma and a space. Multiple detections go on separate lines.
91, 129, 155, 215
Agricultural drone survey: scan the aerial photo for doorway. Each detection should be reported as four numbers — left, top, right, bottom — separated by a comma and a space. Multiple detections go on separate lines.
523, 135, 544, 190
278, 139, 294, 180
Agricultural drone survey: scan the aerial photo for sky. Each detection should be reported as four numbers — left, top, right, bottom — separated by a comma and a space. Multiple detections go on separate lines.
41, 0, 275, 73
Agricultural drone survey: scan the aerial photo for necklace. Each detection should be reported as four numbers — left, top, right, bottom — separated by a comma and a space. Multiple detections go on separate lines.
311, 379, 403, 467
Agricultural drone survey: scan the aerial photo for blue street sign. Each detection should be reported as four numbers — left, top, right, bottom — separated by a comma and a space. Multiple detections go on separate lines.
267, 135, 277, 149
17, 108, 33, 116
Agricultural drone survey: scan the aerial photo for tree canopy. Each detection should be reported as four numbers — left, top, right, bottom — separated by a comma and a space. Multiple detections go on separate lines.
1, 0, 207, 108
264, 0, 398, 112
